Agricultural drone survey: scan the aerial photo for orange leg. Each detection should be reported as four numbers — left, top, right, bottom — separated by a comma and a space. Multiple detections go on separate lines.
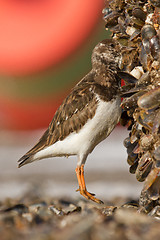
75, 164, 103, 204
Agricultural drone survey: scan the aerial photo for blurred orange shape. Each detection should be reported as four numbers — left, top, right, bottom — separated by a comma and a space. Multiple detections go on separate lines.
0, 0, 103, 76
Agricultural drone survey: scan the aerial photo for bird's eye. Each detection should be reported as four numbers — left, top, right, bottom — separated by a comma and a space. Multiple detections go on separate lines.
110, 43, 115, 48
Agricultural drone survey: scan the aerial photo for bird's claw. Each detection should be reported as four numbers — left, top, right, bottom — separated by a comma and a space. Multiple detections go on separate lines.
76, 188, 95, 196
79, 189, 104, 204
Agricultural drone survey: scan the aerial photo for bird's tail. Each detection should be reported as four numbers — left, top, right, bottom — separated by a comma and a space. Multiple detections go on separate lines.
18, 128, 50, 168
18, 154, 34, 168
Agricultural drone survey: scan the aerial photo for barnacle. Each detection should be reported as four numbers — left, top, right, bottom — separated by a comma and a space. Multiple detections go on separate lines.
103, 0, 160, 214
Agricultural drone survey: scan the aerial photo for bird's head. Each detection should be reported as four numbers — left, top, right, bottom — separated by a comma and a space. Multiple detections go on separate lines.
91, 39, 122, 70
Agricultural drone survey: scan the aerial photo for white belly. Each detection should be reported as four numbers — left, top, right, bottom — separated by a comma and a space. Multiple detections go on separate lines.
34, 97, 121, 162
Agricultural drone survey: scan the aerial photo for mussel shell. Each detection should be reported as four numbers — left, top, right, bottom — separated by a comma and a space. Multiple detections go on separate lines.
122, 90, 147, 110
120, 110, 133, 126
127, 140, 138, 154
132, 7, 147, 22
137, 87, 160, 110
135, 109, 156, 130
150, 35, 160, 60
132, 17, 145, 27
142, 38, 151, 54
147, 177, 160, 201
104, 11, 120, 28
104, 0, 160, 213
140, 134, 154, 151
135, 72, 151, 88
123, 137, 131, 148
127, 152, 138, 165
139, 189, 156, 213
135, 152, 153, 182
141, 24, 157, 40
129, 160, 138, 174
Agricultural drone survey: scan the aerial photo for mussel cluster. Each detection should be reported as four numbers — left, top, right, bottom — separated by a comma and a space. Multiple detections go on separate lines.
103, 0, 160, 213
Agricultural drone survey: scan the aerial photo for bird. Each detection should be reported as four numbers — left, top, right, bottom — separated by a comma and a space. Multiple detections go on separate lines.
18, 39, 123, 204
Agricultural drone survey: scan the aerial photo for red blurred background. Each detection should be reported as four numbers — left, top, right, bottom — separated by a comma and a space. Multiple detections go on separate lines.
0, 0, 109, 130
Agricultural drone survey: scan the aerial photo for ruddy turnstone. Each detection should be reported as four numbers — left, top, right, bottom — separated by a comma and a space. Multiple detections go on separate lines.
18, 39, 123, 204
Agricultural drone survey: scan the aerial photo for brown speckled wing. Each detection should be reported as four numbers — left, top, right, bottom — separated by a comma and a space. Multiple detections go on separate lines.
47, 80, 98, 145
18, 72, 98, 162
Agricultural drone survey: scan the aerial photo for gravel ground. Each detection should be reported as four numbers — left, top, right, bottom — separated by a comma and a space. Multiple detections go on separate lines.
1, 192, 160, 240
